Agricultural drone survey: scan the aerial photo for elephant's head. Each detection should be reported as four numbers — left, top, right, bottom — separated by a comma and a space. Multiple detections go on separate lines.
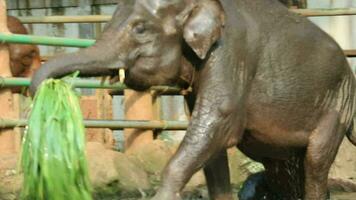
7, 16, 41, 93
30, 0, 224, 95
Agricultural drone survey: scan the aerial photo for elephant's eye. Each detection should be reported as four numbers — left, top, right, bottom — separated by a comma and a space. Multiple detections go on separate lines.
133, 22, 146, 34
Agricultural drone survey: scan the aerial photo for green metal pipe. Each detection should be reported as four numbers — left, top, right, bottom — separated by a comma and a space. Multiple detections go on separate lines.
0, 77, 181, 94
18, 15, 112, 24
0, 33, 94, 48
0, 119, 189, 130
0, 33, 354, 58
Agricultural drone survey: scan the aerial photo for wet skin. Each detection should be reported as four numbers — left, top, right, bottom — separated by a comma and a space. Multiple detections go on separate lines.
30, 0, 356, 199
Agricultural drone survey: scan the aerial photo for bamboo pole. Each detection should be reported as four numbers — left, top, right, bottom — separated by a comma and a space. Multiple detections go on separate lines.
0, 119, 189, 130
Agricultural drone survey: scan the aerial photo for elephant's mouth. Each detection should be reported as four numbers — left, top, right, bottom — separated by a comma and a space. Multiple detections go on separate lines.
123, 73, 152, 91
115, 50, 181, 91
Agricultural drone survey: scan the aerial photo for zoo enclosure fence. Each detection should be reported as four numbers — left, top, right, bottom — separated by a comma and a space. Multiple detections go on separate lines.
0, 6, 355, 129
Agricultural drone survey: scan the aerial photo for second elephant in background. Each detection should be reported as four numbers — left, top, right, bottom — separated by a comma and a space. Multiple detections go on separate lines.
7, 16, 41, 94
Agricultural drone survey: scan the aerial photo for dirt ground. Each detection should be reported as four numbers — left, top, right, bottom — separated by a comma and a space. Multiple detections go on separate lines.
1, 140, 355, 200
332, 192, 356, 200
99, 192, 356, 200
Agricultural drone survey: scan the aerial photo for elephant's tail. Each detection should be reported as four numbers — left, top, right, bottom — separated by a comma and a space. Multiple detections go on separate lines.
328, 178, 356, 192
346, 117, 356, 146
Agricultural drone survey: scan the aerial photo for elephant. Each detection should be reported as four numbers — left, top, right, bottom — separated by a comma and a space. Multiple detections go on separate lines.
7, 16, 41, 93
29, 0, 356, 199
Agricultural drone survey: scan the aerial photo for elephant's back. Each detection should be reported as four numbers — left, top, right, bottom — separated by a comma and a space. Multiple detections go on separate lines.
245, 16, 354, 136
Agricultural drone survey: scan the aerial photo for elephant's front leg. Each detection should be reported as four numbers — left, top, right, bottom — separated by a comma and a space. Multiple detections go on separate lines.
152, 93, 243, 200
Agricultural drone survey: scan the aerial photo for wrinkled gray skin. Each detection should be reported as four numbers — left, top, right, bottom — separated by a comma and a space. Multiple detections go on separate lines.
30, 0, 356, 199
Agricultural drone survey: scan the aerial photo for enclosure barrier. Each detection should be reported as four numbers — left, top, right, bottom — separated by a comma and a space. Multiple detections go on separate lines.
293, 8, 356, 16
0, 77, 181, 94
18, 15, 112, 24
0, 33, 94, 48
0, 75, 186, 130
344, 50, 356, 58
1, 7, 355, 132
0, 33, 355, 57
17, 8, 356, 24
0, 77, 187, 130
0, 119, 189, 130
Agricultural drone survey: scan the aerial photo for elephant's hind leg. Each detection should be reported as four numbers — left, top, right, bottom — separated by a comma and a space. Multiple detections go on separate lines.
203, 150, 233, 200
239, 155, 305, 200
304, 111, 346, 200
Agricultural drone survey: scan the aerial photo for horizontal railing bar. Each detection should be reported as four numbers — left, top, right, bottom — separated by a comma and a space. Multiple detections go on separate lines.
292, 8, 356, 17
17, 8, 356, 24
0, 33, 95, 48
344, 50, 356, 58
18, 15, 112, 24
40, 49, 356, 61
0, 77, 181, 94
1, 34, 356, 58
0, 119, 189, 130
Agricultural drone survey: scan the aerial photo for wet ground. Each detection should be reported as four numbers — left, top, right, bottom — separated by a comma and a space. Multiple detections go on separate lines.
106, 192, 356, 200
332, 192, 356, 200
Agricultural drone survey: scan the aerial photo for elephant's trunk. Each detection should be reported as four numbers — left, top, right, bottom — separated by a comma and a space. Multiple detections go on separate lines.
29, 41, 126, 96
29, 0, 134, 96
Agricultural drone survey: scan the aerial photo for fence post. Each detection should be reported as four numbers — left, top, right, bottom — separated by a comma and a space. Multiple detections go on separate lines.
123, 90, 154, 153
0, 0, 20, 156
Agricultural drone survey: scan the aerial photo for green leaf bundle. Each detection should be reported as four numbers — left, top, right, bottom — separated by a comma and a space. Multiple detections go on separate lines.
20, 79, 92, 200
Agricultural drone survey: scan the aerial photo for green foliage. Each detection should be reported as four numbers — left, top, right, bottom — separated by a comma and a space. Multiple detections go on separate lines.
20, 79, 92, 200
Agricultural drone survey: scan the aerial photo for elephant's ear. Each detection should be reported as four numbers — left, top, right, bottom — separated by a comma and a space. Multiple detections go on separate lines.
182, 1, 224, 59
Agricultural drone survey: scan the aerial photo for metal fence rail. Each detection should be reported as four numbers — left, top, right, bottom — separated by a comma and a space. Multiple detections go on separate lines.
18, 15, 112, 24
0, 33, 355, 58
344, 50, 356, 58
292, 8, 356, 17
17, 8, 356, 24
0, 77, 181, 94
0, 119, 189, 130
0, 7, 354, 133
0, 33, 94, 48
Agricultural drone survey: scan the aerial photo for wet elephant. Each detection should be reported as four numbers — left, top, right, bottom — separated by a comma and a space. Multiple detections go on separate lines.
7, 16, 41, 93
30, 0, 356, 199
